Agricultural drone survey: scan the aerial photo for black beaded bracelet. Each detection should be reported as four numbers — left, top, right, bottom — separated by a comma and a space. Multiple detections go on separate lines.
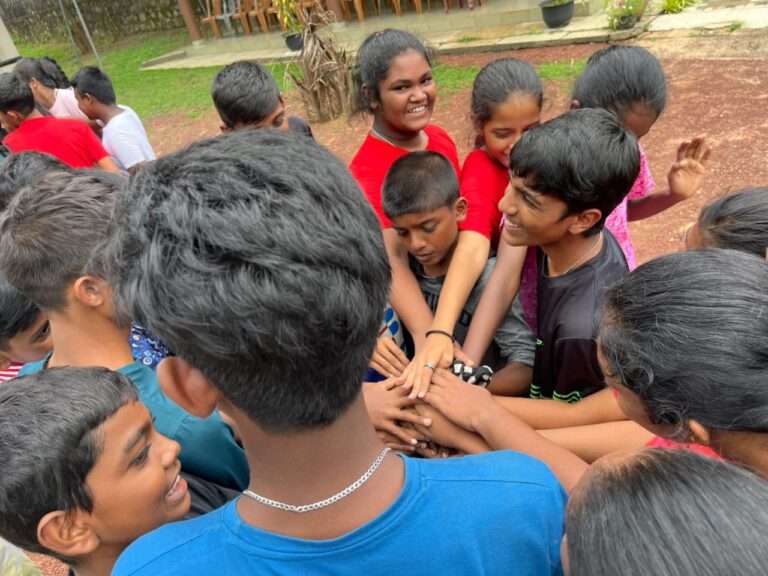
425, 329, 455, 342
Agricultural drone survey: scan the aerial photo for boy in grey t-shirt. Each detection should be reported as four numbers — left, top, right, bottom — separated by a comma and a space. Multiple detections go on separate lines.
382, 151, 535, 395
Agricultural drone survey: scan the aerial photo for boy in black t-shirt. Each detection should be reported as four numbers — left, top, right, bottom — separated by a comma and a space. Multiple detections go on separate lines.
494, 109, 640, 428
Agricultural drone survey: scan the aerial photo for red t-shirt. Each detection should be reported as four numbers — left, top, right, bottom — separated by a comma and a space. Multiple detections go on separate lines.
349, 124, 461, 228
459, 148, 509, 249
3, 116, 109, 169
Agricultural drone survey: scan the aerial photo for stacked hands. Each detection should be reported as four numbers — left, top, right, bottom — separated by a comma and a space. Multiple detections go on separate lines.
365, 340, 501, 457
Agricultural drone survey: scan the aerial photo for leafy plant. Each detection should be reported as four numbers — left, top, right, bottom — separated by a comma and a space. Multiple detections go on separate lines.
727, 20, 743, 32
661, 0, 695, 14
605, 0, 647, 29
273, 0, 304, 33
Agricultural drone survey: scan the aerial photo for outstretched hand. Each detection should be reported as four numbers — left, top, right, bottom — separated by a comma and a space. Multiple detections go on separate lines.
370, 336, 409, 379
668, 135, 711, 199
363, 378, 432, 450
402, 332, 455, 399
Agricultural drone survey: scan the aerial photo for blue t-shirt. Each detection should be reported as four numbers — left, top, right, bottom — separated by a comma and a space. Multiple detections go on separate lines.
113, 452, 565, 576
19, 359, 248, 491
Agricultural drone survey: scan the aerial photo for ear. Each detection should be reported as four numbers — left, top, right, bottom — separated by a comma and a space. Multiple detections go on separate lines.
454, 197, 468, 223
38, 510, 99, 560
219, 123, 231, 133
71, 276, 111, 309
687, 419, 712, 446
362, 85, 378, 111
278, 94, 286, 110
156, 356, 220, 418
567, 209, 602, 236
570, 99, 581, 110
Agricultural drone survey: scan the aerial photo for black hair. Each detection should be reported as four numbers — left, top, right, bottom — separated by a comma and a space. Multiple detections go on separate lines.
14, 57, 71, 90
382, 151, 458, 219
0, 367, 138, 562
471, 58, 543, 127
697, 187, 768, 257
567, 449, 768, 576
0, 72, 35, 116
72, 66, 116, 106
352, 29, 432, 115
572, 45, 667, 119
0, 170, 124, 310
211, 61, 281, 128
0, 151, 69, 212
509, 108, 639, 235
599, 249, 768, 434
0, 273, 40, 349
104, 130, 390, 432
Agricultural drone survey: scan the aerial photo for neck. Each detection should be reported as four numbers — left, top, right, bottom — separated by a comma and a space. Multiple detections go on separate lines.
47, 308, 133, 369
542, 232, 603, 277
37, 85, 56, 110
234, 394, 404, 539
26, 109, 43, 120
101, 104, 123, 124
371, 117, 426, 151
73, 545, 123, 576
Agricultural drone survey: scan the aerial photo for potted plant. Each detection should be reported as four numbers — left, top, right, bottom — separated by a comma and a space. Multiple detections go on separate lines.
274, 0, 305, 51
539, 0, 575, 28
605, 0, 647, 29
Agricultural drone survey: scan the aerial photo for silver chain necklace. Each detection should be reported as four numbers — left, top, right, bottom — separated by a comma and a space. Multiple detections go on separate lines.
241, 447, 391, 514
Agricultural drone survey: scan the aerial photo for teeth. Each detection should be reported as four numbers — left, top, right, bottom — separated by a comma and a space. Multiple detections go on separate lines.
167, 475, 180, 496
408, 106, 427, 113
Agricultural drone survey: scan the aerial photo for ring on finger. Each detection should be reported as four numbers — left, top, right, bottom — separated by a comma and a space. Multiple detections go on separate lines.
424, 362, 435, 371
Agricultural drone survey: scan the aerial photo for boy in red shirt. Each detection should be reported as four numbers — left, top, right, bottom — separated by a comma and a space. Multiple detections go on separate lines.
0, 73, 118, 172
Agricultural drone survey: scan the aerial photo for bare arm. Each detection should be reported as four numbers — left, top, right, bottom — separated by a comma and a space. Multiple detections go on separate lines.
424, 369, 588, 491
403, 231, 490, 397
383, 228, 433, 351
487, 362, 532, 396
494, 388, 626, 429
462, 241, 527, 364
96, 156, 121, 173
539, 420, 654, 462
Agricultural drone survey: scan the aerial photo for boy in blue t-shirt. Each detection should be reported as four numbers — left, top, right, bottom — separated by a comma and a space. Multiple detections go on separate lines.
0, 170, 248, 495
106, 130, 566, 576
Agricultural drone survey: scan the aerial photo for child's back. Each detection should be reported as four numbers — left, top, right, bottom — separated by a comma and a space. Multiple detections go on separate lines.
107, 130, 566, 576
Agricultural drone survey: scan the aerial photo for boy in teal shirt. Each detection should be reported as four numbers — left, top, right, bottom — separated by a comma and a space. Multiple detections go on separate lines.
0, 170, 248, 493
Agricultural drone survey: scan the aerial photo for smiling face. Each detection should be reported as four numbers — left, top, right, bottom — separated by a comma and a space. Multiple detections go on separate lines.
84, 401, 190, 547
480, 93, 541, 168
391, 200, 465, 276
498, 175, 574, 248
374, 49, 436, 138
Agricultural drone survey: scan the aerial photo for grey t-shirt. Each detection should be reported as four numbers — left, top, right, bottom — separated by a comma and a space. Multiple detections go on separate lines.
412, 256, 535, 369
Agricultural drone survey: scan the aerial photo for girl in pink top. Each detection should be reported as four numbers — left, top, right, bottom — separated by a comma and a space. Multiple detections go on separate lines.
14, 57, 89, 122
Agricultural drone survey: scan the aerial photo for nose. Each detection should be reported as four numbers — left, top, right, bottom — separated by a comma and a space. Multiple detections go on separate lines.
160, 436, 182, 468
410, 234, 428, 253
498, 185, 516, 215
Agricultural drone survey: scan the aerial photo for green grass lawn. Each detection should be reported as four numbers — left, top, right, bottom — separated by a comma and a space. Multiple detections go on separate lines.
16, 32, 585, 120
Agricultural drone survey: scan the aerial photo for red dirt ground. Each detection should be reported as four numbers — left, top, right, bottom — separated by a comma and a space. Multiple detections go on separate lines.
30, 33, 768, 576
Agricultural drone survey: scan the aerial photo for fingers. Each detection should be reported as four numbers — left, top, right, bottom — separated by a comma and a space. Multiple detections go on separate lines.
393, 405, 432, 427
370, 356, 398, 379
453, 346, 475, 367
383, 420, 424, 447
382, 337, 409, 373
377, 432, 416, 453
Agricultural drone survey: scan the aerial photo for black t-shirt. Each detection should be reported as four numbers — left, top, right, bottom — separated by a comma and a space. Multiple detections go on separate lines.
532, 231, 628, 402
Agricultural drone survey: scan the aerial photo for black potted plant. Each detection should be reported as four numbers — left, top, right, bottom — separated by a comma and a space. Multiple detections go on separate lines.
275, 0, 305, 51
539, 0, 575, 28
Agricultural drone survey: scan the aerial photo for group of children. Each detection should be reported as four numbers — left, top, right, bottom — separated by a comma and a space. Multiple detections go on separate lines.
0, 26, 765, 576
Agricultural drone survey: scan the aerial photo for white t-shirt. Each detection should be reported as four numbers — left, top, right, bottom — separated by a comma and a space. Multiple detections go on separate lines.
49, 87, 89, 121
102, 105, 156, 171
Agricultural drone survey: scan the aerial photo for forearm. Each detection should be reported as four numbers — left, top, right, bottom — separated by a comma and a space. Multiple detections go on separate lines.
96, 156, 121, 173
431, 231, 490, 333
493, 388, 626, 429
487, 362, 532, 396
475, 404, 588, 492
384, 230, 433, 349
463, 243, 526, 363
539, 420, 654, 463
627, 190, 685, 221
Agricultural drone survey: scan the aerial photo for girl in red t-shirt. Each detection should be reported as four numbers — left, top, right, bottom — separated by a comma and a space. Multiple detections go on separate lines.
349, 30, 466, 399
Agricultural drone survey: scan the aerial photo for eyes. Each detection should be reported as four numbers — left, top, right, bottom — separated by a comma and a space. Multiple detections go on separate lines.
391, 73, 433, 92
395, 221, 437, 237
31, 321, 50, 343
131, 444, 151, 468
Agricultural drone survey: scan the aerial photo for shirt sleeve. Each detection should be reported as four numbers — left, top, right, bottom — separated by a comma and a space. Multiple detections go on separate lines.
494, 296, 536, 367
174, 411, 250, 491
106, 127, 151, 170
460, 159, 499, 239
80, 123, 110, 165
628, 145, 655, 200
